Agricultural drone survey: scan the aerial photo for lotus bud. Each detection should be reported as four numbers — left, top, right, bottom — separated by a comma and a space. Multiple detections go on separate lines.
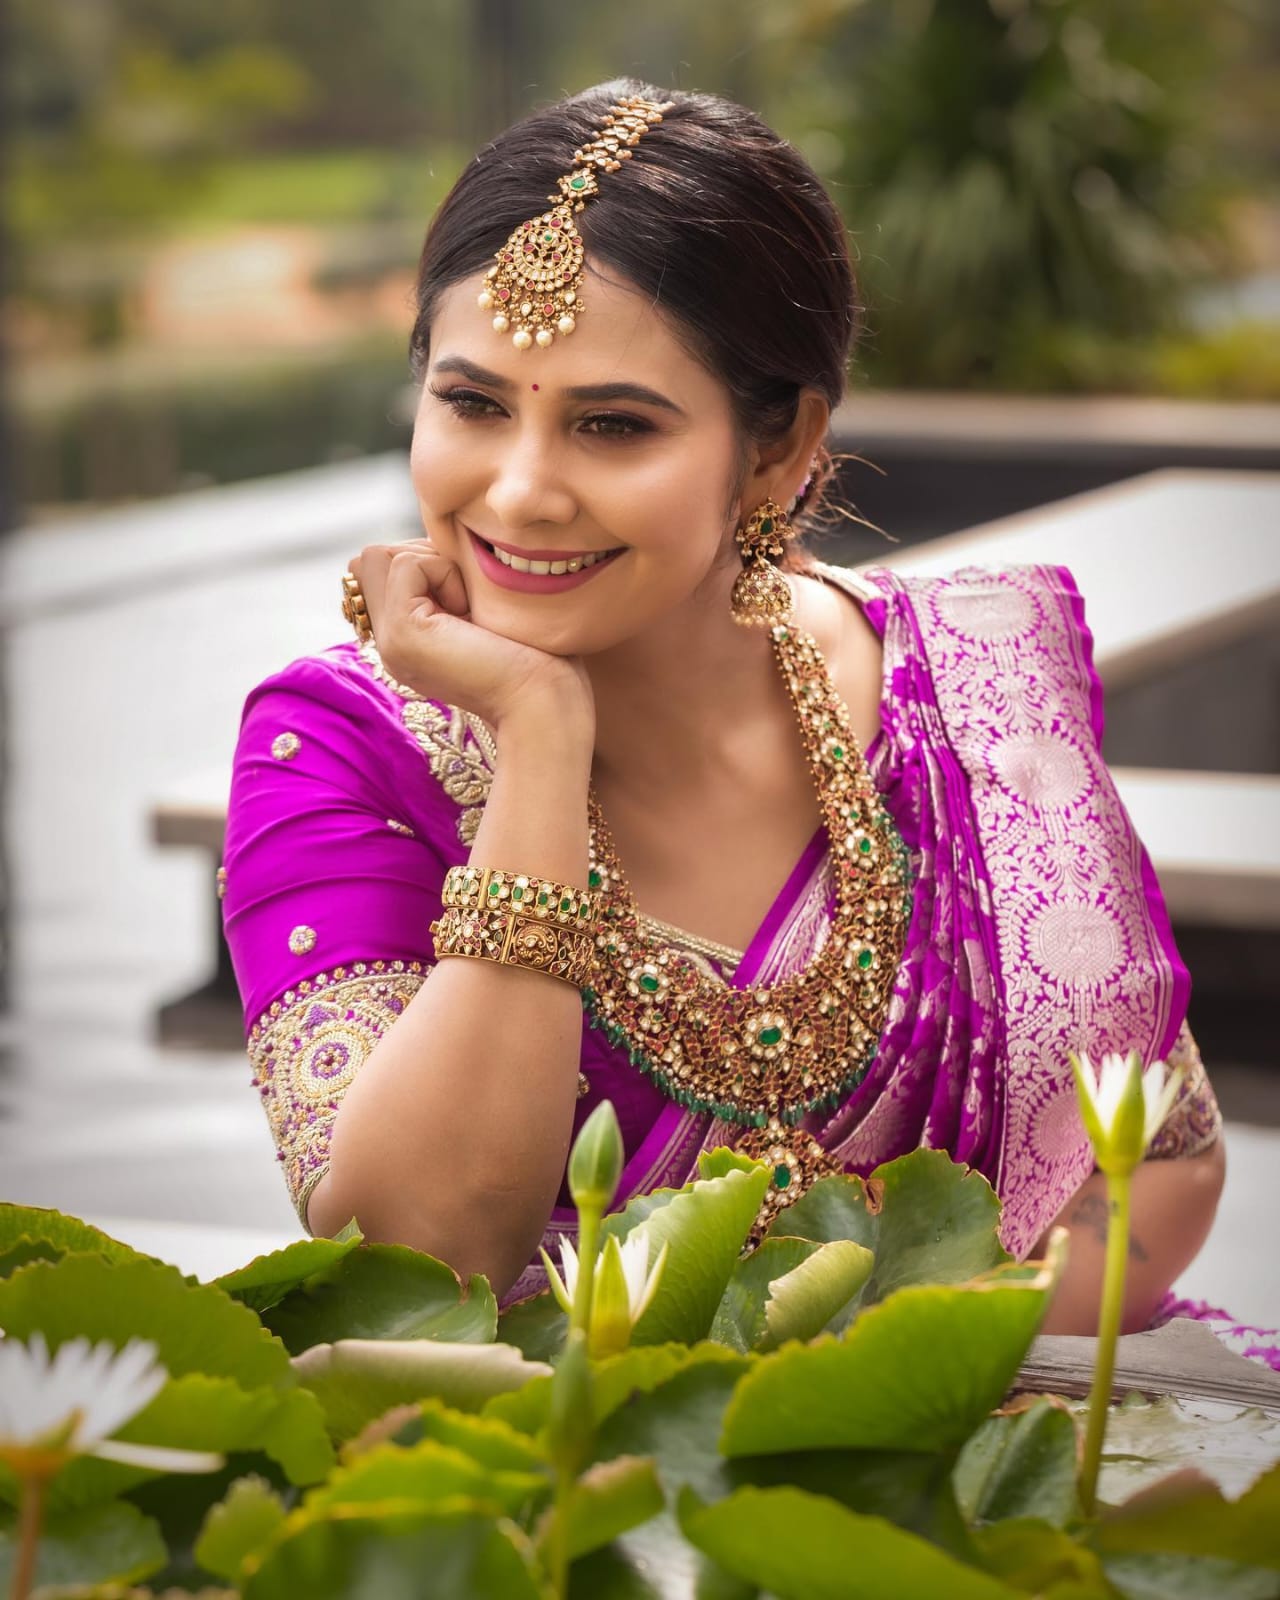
568, 1101, 624, 1216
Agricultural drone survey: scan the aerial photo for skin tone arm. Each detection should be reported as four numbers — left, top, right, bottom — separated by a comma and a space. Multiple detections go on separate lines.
1036, 1136, 1226, 1336
306, 549, 597, 1299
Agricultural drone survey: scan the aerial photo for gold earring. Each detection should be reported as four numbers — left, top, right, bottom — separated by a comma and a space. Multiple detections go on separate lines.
731, 498, 795, 627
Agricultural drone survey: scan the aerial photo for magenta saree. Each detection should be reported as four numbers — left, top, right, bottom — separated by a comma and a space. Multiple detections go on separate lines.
222, 561, 1219, 1303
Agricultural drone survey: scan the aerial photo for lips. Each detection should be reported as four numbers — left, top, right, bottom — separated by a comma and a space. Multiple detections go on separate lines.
466, 527, 626, 594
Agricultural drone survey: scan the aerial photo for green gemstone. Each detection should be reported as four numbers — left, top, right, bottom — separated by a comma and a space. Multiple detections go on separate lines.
760, 517, 774, 535
831, 745, 845, 761
488, 882, 501, 896
639, 973, 661, 994
571, 176, 587, 190
511, 885, 524, 901
859, 838, 873, 854
543, 231, 553, 241
588, 869, 602, 889
560, 896, 573, 913
774, 1165, 791, 1189
538, 891, 549, 905
857, 948, 874, 970
758, 1025, 783, 1046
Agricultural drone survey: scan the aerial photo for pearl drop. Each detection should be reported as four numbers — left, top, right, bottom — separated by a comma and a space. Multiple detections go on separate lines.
477, 291, 493, 310
492, 314, 510, 333
513, 328, 533, 350
521, 301, 533, 316
563, 289, 576, 305
535, 329, 554, 347
557, 315, 576, 336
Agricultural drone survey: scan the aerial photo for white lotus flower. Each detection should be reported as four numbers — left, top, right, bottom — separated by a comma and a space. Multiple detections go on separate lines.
0, 1333, 223, 1475
1070, 1049, 1184, 1177
540, 1228, 668, 1357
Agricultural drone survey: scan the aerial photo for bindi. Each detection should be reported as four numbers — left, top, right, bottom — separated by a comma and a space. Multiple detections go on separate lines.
531, 384, 540, 391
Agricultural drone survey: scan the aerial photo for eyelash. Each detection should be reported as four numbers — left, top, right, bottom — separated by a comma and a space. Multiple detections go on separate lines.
427, 384, 653, 440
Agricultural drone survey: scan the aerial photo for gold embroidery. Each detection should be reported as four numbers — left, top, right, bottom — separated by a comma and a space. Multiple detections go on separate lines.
271, 731, 302, 761
248, 962, 430, 1228
288, 925, 317, 956
1147, 1021, 1223, 1160
359, 641, 495, 845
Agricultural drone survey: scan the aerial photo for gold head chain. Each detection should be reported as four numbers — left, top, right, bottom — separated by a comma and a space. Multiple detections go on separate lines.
476, 94, 675, 351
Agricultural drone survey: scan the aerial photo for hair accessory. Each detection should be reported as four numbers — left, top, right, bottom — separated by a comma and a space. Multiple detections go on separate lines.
341, 571, 373, 642
730, 498, 796, 627
430, 905, 594, 988
477, 94, 674, 351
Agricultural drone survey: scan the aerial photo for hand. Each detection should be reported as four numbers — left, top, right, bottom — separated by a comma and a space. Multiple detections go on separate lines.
346, 540, 594, 733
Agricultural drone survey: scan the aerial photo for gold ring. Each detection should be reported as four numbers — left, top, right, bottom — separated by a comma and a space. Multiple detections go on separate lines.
341, 571, 373, 643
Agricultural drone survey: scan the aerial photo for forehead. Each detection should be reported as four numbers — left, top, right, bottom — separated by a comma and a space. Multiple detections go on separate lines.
428, 266, 723, 400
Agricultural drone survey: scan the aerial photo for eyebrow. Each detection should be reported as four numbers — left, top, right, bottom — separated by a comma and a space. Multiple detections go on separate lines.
431, 355, 686, 416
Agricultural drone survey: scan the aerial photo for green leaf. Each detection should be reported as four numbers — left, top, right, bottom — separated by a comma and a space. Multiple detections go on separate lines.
678, 1484, 1024, 1600
44, 1374, 332, 1512
720, 1239, 1065, 1458
497, 1290, 569, 1363
954, 1398, 1082, 1527
697, 1149, 771, 1182
1098, 1549, 1280, 1599
1071, 1393, 1280, 1502
484, 1340, 749, 1438
195, 1474, 288, 1583
241, 1502, 554, 1599
0, 1205, 159, 1277
711, 1238, 821, 1354
588, 1352, 754, 1598
213, 1234, 365, 1314
765, 1149, 1010, 1318
0, 1499, 165, 1593
735, 1448, 977, 1560
302, 1437, 548, 1521
761, 1239, 875, 1352
347, 1398, 547, 1476
261, 1243, 497, 1354
602, 1165, 771, 1345
0, 1255, 295, 1393
537, 1456, 664, 1563
1093, 1459, 1280, 1569
970, 1518, 1113, 1596
292, 1339, 551, 1442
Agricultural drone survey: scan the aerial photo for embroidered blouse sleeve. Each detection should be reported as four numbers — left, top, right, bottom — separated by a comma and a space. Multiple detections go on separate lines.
221, 647, 465, 1232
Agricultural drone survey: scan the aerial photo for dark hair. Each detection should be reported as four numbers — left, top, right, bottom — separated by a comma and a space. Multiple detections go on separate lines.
409, 79, 859, 556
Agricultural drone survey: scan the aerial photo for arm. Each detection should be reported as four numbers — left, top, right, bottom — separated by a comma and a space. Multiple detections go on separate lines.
307, 686, 593, 1297
1036, 1136, 1226, 1336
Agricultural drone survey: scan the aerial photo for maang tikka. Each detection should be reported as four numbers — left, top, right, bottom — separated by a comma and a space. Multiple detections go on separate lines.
477, 94, 674, 351
731, 499, 796, 627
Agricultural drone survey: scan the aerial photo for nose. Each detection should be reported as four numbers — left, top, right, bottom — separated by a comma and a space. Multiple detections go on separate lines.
484, 425, 577, 531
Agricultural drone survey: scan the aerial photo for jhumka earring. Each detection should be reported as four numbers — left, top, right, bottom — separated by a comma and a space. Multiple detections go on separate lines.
731, 498, 795, 627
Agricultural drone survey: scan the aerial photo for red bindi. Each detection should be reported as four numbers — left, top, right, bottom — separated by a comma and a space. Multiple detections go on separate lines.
531, 383, 540, 391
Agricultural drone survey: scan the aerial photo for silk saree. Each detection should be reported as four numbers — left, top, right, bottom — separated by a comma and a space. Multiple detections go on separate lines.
223, 561, 1224, 1308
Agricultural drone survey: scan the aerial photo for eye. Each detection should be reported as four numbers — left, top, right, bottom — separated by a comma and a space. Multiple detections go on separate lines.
580, 412, 653, 440
428, 385, 505, 419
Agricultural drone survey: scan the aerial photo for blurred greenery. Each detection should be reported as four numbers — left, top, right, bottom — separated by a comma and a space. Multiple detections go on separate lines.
5, 0, 1278, 508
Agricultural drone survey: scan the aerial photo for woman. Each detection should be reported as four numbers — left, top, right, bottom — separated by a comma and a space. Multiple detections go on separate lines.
223, 80, 1228, 1338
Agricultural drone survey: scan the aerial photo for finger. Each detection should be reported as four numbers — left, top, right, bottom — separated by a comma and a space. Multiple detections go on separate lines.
385, 548, 449, 631
350, 545, 397, 639
395, 537, 470, 618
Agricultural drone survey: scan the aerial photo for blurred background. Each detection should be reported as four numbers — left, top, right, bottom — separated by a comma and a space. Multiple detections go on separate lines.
1, 1, 1277, 1312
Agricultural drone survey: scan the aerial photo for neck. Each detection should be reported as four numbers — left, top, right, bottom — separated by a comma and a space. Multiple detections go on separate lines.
586, 559, 785, 790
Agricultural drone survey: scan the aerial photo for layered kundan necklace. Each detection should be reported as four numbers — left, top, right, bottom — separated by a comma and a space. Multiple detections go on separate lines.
583, 620, 912, 1235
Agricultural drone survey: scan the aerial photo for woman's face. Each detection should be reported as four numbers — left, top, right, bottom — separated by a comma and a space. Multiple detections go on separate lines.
409, 266, 747, 657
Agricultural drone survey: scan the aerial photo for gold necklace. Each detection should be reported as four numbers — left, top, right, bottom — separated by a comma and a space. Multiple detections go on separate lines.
583, 622, 912, 1232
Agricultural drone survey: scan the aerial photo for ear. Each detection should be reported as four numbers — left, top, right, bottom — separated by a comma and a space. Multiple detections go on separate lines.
734, 389, 831, 522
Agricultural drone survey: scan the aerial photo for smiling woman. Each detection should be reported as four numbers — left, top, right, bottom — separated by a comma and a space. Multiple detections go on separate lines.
219, 80, 1236, 1349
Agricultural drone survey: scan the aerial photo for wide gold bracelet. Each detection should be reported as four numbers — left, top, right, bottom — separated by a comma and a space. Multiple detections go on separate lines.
442, 864, 600, 930
430, 904, 595, 988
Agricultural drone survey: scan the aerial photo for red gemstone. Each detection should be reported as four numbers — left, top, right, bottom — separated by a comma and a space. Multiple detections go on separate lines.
550, 217, 562, 228
523, 221, 533, 230
552, 251, 561, 262
543, 302, 554, 314
498, 288, 510, 300
504, 252, 513, 261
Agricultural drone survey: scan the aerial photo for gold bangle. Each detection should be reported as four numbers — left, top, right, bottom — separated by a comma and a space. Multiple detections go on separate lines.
430, 905, 594, 988
442, 864, 600, 931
